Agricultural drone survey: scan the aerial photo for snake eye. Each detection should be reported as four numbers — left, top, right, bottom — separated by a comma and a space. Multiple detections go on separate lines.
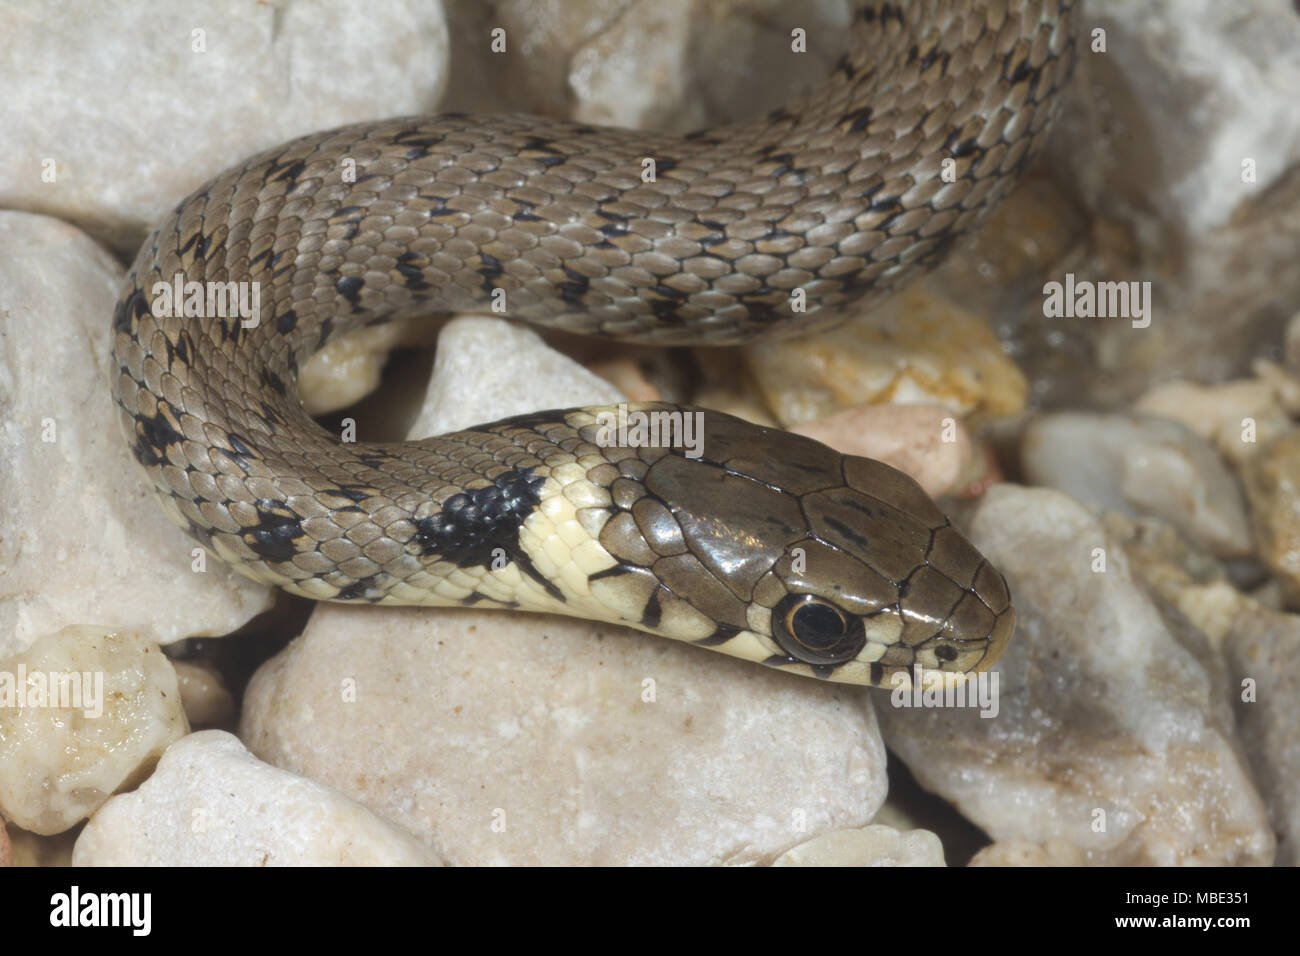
772, 594, 865, 665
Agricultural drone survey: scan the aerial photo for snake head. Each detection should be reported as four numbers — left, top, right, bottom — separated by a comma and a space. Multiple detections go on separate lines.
568, 404, 1014, 689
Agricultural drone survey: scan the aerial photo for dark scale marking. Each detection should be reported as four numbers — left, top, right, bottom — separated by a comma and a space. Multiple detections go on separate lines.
268, 158, 307, 184
317, 316, 335, 348
824, 515, 871, 554
1004, 56, 1036, 86
245, 498, 307, 564
642, 588, 663, 630
227, 432, 258, 459
413, 466, 545, 564
336, 275, 364, 306
694, 622, 742, 647
259, 367, 288, 397
174, 330, 193, 365
275, 309, 298, 334
133, 410, 184, 467
395, 261, 430, 290
337, 576, 381, 602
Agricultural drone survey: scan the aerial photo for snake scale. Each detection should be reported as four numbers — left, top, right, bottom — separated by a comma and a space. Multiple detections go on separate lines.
111, 0, 1077, 687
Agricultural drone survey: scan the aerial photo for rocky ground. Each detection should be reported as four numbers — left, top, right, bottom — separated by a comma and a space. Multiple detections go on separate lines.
1, 0, 1297, 866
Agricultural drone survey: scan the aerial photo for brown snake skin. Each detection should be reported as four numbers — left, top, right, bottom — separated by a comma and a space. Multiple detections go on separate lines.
111, 0, 1077, 687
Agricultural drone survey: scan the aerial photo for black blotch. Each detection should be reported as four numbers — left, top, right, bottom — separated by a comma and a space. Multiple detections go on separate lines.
641, 588, 663, 630
655, 157, 678, 176
259, 367, 288, 397
133, 409, 184, 467
268, 157, 308, 184
317, 316, 335, 348
694, 622, 741, 647
335, 275, 364, 306
328, 486, 371, 503
173, 330, 193, 365
870, 662, 884, 684
413, 467, 563, 603
395, 261, 430, 290
842, 105, 874, 133
113, 287, 149, 334
833, 54, 858, 80
244, 498, 305, 564
336, 576, 381, 602
227, 432, 258, 460
1004, 56, 1036, 86
934, 644, 959, 662
275, 309, 298, 334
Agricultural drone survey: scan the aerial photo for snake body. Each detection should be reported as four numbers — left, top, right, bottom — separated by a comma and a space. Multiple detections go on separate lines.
111, 0, 1076, 687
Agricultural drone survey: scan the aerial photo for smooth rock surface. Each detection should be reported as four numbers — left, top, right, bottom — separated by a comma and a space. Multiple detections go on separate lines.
73, 731, 440, 866
792, 404, 974, 499
745, 285, 1028, 427
0, 627, 189, 835
1022, 412, 1253, 557
771, 825, 945, 867
0, 212, 274, 659
1, 0, 449, 255
409, 316, 625, 438
240, 605, 887, 866
875, 486, 1274, 866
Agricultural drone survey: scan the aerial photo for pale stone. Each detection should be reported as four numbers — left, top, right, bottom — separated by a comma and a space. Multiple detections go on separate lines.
0, 212, 274, 659
772, 825, 946, 867
792, 404, 973, 499
1044, 0, 1300, 392
442, 0, 845, 133
875, 486, 1274, 866
297, 318, 441, 416
172, 661, 236, 730
0, 0, 449, 255
0, 627, 189, 835
1100, 512, 1300, 866
73, 731, 440, 866
239, 605, 887, 866
408, 316, 626, 437
745, 285, 1028, 427
1222, 609, 1300, 867
1241, 430, 1300, 603
1134, 377, 1293, 466
970, 839, 1086, 867
1022, 412, 1253, 557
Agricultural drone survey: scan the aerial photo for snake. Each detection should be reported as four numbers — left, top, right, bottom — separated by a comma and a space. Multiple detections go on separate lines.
111, 0, 1076, 688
